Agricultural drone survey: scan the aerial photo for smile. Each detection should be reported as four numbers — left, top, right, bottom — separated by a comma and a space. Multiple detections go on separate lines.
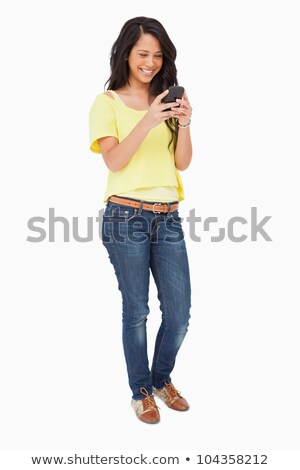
139, 68, 154, 76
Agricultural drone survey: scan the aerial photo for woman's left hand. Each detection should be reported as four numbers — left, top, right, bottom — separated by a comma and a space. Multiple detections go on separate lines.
171, 91, 192, 126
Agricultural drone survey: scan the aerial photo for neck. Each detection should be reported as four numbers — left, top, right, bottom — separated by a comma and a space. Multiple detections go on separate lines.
126, 77, 151, 96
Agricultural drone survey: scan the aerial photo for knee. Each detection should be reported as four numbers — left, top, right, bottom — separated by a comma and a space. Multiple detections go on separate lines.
122, 306, 150, 329
168, 307, 191, 333
181, 309, 191, 331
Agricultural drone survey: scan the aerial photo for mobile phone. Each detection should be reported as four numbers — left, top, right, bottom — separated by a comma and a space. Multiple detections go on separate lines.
162, 86, 185, 111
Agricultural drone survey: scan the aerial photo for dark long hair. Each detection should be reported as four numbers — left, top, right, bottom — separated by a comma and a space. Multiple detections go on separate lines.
104, 16, 179, 152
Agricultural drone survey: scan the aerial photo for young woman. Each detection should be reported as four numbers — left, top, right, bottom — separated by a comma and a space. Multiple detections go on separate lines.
89, 16, 193, 424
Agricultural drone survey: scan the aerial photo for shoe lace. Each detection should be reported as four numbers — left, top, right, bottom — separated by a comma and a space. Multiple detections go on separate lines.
164, 381, 182, 400
140, 387, 160, 410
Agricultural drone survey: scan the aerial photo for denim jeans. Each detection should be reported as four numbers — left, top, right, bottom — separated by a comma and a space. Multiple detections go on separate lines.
102, 197, 191, 400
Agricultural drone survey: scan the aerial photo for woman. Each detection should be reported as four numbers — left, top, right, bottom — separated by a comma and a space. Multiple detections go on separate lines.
89, 16, 193, 424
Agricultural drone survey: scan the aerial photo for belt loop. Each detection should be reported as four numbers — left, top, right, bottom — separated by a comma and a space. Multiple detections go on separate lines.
167, 202, 171, 217
138, 200, 144, 215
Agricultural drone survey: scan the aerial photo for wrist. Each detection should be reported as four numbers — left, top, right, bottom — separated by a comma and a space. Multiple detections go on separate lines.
139, 116, 153, 133
178, 118, 191, 128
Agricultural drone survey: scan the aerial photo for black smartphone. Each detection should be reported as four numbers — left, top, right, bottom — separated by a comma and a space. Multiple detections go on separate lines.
162, 86, 185, 111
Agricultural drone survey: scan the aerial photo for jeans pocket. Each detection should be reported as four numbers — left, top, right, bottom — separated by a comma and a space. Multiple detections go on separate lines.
103, 204, 132, 222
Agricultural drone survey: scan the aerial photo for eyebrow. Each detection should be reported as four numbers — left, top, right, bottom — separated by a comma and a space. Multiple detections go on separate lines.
137, 49, 162, 53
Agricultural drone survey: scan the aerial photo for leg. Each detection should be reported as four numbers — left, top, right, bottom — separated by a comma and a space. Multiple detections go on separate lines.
150, 214, 191, 389
102, 205, 152, 400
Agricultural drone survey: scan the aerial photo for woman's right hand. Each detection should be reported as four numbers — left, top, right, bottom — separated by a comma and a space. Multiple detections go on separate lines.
141, 89, 179, 130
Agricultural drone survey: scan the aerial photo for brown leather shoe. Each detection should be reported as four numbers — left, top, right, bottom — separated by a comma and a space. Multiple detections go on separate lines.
131, 387, 160, 424
153, 382, 190, 411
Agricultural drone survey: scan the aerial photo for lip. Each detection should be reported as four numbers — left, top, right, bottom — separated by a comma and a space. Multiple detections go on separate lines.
139, 68, 155, 76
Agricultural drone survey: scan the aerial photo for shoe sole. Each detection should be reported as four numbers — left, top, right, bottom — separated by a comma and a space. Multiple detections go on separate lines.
139, 418, 160, 424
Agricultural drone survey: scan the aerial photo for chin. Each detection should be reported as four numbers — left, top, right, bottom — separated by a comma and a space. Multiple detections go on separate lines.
137, 75, 153, 84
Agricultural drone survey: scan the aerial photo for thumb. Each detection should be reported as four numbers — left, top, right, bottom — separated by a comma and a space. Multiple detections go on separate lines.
154, 89, 169, 104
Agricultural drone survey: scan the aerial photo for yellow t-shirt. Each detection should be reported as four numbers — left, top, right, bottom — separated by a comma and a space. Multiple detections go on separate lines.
117, 186, 179, 202
89, 90, 185, 203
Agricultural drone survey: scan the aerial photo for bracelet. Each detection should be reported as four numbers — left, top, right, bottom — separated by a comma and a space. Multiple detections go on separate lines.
178, 119, 191, 128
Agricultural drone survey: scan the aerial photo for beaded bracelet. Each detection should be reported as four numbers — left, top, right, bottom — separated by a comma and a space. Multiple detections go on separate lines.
178, 119, 191, 128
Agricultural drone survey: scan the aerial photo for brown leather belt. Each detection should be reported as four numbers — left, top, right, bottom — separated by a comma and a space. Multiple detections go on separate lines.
108, 196, 179, 213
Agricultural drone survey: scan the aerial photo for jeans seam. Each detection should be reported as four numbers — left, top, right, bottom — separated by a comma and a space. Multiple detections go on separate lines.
106, 231, 130, 310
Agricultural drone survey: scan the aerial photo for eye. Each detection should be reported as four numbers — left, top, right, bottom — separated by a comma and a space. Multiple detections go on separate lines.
139, 54, 163, 58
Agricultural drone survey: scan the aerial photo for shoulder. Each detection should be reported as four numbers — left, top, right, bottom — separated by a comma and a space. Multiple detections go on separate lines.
89, 91, 117, 115
92, 91, 116, 104
103, 91, 114, 99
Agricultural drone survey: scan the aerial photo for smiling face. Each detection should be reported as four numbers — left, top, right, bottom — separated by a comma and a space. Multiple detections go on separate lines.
127, 33, 163, 85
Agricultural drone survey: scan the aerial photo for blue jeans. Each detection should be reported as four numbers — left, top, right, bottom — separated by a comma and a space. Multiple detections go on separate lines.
102, 198, 191, 400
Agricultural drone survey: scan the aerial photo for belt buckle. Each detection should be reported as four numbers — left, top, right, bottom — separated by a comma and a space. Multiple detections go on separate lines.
153, 202, 165, 213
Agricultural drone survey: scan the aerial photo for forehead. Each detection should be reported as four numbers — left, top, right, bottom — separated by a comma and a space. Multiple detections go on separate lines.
133, 33, 161, 51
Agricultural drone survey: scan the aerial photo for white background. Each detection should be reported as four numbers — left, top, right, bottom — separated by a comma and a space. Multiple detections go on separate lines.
1, 0, 299, 465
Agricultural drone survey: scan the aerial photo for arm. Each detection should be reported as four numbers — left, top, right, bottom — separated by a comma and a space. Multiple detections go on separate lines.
171, 91, 193, 171
98, 90, 179, 173
174, 126, 192, 171
98, 119, 150, 173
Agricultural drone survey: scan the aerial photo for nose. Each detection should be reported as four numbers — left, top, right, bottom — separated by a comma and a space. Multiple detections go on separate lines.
145, 56, 155, 68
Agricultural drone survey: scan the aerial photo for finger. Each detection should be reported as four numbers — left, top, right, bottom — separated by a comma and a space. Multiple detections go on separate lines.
175, 98, 185, 107
172, 112, 187, 119
171, 105, 186, 112
161, 101, 179, 111
163, 115, 174, 121
173, 111, 187, 118
171, 106, 187, 112
176, 100, 192, 114
159, 111, 175, 120
154, 89, 169, 104
182, 91, 190, 103
177, 93, 190, 106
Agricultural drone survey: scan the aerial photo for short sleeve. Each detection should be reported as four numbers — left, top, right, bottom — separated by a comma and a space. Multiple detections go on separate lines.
89, 93, 118, 154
